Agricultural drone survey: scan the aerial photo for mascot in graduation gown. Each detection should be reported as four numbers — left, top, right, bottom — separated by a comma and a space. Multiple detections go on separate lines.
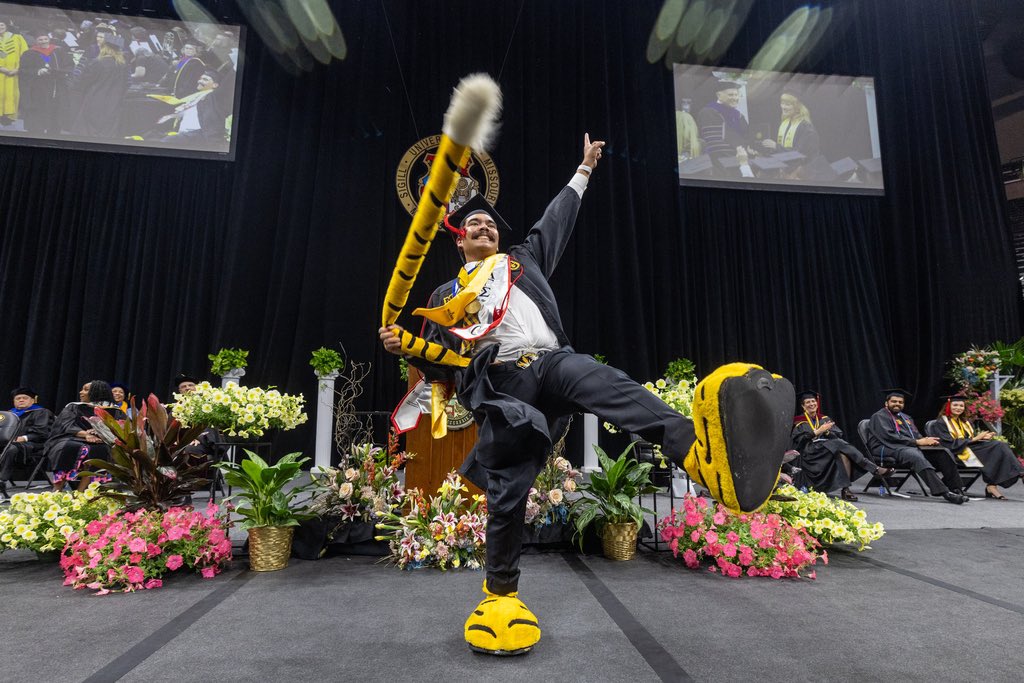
379, 74, 794, 656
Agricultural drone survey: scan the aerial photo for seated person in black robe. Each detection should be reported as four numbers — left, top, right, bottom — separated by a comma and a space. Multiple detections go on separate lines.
791, 390, 891, 501
865, 388, 969, 504
0, 387, 55, 497
930, 394, 1024, 500
43, 380, 125, 491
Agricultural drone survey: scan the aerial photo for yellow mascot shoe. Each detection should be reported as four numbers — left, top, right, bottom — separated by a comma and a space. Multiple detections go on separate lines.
464, 581, 540, 655
684, 363, 794, 514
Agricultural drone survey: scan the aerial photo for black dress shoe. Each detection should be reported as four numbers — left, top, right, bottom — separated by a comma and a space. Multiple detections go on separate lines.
840, 488, 859, 502
942, 491, 966, 504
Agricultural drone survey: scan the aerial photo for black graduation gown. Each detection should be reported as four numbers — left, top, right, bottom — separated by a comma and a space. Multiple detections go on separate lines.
160, 56, 206, 98
932, 418, 1024, 488
43, 402, 125, 471
791, 419, 853, 492
18, 47, 71, 134
71, 56, 129, 137
0, 406, 55, 480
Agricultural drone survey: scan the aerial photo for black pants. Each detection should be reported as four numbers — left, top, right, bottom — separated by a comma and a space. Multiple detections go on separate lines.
473, 350, 696, 594
880, 446, 964, 495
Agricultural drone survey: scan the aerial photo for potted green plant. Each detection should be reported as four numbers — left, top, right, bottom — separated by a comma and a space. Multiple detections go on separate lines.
214, 451, 314, 571
570, 443, 660, 561
309, 347, 344, 377
209, 347, 249, 380
85, 395, 212, 510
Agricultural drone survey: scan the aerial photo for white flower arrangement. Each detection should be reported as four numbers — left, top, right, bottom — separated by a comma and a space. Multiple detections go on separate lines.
0, 484, 122, 554
171, 381, 308, 438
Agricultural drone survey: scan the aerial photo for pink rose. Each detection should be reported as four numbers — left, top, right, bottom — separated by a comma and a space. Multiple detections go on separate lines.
166, 554, 184, 570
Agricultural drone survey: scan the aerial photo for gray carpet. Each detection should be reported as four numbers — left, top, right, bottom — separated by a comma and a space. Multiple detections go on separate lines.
3, 491, 1024, 682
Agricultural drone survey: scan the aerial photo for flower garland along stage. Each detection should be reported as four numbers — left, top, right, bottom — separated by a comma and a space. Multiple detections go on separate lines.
0, 484, 122, 555
171, 381, 307, 438
61, 504, 233, 594
376, 473, 486, 570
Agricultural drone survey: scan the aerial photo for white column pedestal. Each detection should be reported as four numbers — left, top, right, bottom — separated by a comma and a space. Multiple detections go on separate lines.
220, 368, 245, 389
314, 371, 339, 470
582, 413, 600, 472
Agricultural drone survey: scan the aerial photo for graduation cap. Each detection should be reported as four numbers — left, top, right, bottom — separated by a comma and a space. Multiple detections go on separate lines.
858, 157, 883, 175
882, 387, 912, 400
714, 79, 740, 90
796, 390, 819, 403
441, 194, 512, 239
10, 386, 38, 399
173, 373, 200, 390
752, 156, 789, 171
830, 157, 858, 177
680, 154, 713, 175
770, 150, 806, 164
940, 393, 968, 402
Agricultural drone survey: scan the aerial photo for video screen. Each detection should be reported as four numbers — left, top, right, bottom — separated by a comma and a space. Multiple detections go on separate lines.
674, 65, 883, 195
0, 1, 243, 160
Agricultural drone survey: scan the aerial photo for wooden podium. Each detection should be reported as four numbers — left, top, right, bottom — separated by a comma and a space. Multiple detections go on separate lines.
403, 376, 483, 496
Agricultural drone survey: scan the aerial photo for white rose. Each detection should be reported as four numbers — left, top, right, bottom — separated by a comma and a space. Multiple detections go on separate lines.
549, 489, 564, 504
554, 457, 570, 472
564, 479, 577, 492
345, 468, 359, 481
339, 483, 353, 499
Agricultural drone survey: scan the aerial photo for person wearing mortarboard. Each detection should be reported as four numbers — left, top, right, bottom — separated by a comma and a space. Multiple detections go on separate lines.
696, 78, 756, 177
69, 30, 129, 138
380, 133, 795, 655
17, 29, 71, 135
865, 388, 970, 504
930, 394, 1024, 500
791, 390, 892, 502
0, 387, 55, 499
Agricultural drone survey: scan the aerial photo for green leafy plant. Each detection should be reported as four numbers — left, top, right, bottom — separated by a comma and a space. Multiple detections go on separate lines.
83, 395, 212, 511
993, 338, 1024, 372
310, 347, 344, 376
664, 357, 696, 383
593, 353, 607, 365
569, 443, 659, 548
209, 347, 249, 376
214, 452, 314, 529
398, 356, 409, 382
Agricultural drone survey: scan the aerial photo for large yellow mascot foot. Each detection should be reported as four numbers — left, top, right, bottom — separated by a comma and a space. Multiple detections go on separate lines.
464, 581, 540, 656
684, 363, 794, 514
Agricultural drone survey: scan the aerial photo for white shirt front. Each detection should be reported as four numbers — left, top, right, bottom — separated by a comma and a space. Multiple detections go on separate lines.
473, 285, 559, 361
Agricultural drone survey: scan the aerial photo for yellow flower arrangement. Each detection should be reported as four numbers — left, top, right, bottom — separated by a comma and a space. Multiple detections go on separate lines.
0, 484, 123, 555
171, 381, 308, 438
763, 485, 885, 550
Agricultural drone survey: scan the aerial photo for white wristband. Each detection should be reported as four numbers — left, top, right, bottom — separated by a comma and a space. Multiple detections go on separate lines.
577, 164, 592, 174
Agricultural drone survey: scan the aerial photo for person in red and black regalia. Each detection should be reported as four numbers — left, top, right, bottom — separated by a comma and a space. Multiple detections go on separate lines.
791, 390, 892, 501
931, 394, 1024, 500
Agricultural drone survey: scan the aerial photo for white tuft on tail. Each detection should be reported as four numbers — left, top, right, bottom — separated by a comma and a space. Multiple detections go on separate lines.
442, 73, 502, 152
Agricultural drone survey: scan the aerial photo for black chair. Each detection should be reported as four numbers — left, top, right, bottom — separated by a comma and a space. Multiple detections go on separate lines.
923, 420, 985, 493
856, 419, 928, 495
0, 411, 20, 498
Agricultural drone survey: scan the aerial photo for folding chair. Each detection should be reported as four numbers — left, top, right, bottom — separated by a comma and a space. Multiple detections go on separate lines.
857, 419, 928, 494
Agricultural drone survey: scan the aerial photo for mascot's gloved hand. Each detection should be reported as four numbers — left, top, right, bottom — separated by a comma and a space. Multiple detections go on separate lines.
464, 580, 541, 656
683, 363, 795, 514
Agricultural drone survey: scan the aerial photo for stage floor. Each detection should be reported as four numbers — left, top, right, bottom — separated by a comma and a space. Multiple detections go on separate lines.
2, 487, 1023, 682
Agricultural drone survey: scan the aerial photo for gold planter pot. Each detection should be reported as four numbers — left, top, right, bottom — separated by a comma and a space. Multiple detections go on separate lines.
602, 521, 639, 561
248, 526, 294, 571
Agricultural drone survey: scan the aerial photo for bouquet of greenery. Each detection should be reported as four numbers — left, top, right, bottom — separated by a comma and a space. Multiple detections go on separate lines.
525, 455, 582, 527
209, 347, 249, 376
658, 494, 823, 579
763, 485, 885, 550
0, 484, 122, 556
171, 381, 307, 438
376, 472, 486, 571
310, 438, 411, 525
61, 504, 233, 594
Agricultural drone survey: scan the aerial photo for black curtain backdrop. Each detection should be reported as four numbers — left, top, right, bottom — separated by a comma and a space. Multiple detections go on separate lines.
0, 0, 1019, 458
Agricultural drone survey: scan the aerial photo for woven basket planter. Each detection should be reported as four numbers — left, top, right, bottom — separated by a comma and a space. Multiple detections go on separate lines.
248, 526, 295, 571
602, 522, 639, 561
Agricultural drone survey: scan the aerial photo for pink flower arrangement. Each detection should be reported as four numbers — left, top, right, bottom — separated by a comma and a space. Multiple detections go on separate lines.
61, 504, 233, 595
657, 494, 824, 579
